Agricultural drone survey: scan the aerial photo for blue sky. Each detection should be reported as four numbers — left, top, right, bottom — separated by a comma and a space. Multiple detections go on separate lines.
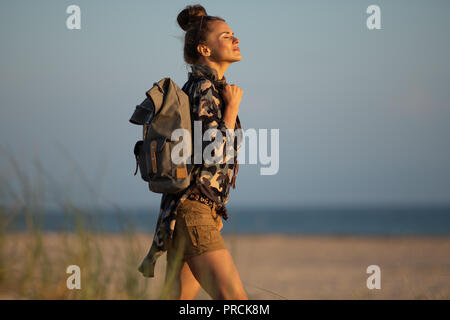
1, 0, 449, 210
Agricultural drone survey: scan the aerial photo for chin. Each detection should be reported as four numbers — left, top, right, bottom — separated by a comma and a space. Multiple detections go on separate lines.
231, 55, 242, 62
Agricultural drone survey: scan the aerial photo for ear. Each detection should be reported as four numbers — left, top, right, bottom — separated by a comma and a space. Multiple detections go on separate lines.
197, 44, 211, 57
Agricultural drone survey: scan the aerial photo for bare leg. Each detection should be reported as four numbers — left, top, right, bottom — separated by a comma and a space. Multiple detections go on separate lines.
160, 237, 202, 300
178, 262, 202, 299
187, 248, 248, 300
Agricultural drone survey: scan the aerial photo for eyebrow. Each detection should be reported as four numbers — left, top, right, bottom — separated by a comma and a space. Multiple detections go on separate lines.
220, 32, 234, 36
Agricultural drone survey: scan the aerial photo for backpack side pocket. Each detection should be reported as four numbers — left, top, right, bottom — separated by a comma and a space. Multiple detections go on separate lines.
133, 140, 149, 182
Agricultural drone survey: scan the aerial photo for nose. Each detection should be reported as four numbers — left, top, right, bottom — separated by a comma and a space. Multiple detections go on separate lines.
233, 36, 240, 44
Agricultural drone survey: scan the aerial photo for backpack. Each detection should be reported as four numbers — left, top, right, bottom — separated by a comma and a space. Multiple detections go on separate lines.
129, 77, 195, 194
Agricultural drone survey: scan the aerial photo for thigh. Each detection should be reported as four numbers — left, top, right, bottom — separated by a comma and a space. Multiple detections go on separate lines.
160, 221, 186, 299
161, 259, 201, 300
186, 248, 248, 300
163, 199, 216, 294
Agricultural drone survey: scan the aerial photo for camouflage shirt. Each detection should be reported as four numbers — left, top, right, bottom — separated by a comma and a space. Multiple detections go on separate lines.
138, 64, 242, 277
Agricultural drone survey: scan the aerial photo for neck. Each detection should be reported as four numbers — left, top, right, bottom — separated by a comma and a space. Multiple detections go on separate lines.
197, 58, 230, 80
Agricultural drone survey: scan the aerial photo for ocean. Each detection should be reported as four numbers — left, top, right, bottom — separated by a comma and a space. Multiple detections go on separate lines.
4, 204, 450, 235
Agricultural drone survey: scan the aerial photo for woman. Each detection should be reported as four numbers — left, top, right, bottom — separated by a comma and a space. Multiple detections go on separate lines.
138, 4, 247, 300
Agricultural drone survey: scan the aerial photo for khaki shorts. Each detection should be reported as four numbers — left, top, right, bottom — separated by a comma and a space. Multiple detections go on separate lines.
167, 199, 226, 265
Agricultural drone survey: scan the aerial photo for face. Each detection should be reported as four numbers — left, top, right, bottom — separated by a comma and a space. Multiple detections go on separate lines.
198, 20, 241, 63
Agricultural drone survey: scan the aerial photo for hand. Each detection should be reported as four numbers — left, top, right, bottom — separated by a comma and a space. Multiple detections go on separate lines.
222, 84, 243, 113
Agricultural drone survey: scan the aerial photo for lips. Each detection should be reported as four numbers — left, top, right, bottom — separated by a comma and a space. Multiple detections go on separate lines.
233, 47, 240, 51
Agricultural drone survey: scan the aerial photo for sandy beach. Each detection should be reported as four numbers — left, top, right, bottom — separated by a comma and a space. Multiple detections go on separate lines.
1, 232, 449, 299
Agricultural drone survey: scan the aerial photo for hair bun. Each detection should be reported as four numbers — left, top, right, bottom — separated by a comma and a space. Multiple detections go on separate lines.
177, 4, 207, 31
